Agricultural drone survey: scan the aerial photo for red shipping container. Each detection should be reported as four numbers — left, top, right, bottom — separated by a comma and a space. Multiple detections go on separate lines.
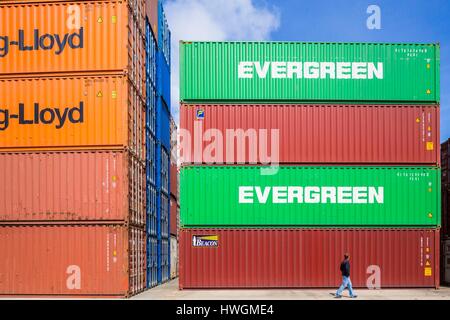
180, 104, 440, 165
0, 151, 145, 226
170, 163, 178, 199
179, 228, 440, 289
170, 194, 178, 237
0, 225, 146, 297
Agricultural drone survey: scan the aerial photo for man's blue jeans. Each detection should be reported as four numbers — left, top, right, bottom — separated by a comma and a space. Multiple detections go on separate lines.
336, 276, 356, 297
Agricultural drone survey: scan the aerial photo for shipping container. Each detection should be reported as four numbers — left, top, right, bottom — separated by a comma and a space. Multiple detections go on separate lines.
170, 194, 178, 236
0, 151, 145, 226
442, 139, 449, 186
157, 50, 171, 107
147, 235, 158, 288
0, 75, 145, 159
146, 0, 159, 44
170, 116, 178, 165
181, 166, 440, 227
156, 96, 171, 152
443, 189, 450, 238
159, 238, 170, 283
179, 228, 440, 289
180, 104, 440, 165
0, 2, 146, 94
170, 163, 179, 199
146, 21, 157, 90
147, 130, 156, 185
146, 83, 157, 135
170, 236, 178, 279
157, 144, 170, 194
180, 42, 440, 102
158, 2, 170, 65
0, 225, 146, 297
159, 191, 170, 238
147, 183, 157, 236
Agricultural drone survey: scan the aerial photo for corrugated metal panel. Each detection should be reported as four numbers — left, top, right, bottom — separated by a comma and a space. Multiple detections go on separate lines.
147, 183, 157, 236
146, 20, 157, 90
170, 236, 178, 279
160, 148, 170, 194
0, 75, 145, 160
146, 0, 159, 44
179, 228, 440, 289
181, 166, 440, 227
156, 96, 171, 152
0, 151, 145, 226
159, 238, 170, 283
170, 194, 178, 236
0, 2, 145, 93
159, 191, 170, 238
443, 189, 450, 238
147, 235, 158, 288
146, 130, 156, 185
180, 104, 440, 165
442, 139, 449, 186
0, 225, 146, 296
170, 163, 178, 198
158, 2, 170, 65
157, 50, 171, 109
180, 42, 440, 102
146, 84, 157, 135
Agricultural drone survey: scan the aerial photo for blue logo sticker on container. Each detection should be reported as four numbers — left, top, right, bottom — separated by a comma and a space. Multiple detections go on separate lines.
196, 109, 205, 119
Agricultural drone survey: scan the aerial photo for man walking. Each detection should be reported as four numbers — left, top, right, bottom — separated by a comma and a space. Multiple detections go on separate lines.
335, 253, 357, 298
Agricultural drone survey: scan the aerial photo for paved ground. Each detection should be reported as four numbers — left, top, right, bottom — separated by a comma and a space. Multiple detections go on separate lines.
133, 278, 450, 300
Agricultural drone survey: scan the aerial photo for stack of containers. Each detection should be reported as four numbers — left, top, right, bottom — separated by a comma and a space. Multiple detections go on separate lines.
179, 42, 441, 288
0, 0, 147, 297
170, 116, 180, 279
441, 139, 450, 284
145, 0, 172, 287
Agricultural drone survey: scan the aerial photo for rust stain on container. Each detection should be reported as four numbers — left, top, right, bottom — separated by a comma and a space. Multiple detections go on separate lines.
0, 75, 145, 159
181, 104, 440, 165
0, 1, 145, 93
179, 228, 440, 289
0, 151, 145, 226
0, 225, 146, 297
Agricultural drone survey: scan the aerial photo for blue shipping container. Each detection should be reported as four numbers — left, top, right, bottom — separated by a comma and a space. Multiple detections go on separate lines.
146, 81, 157, 135
147, 183, 157, 236
159, 238, 170, 283
158, 2, 171, 66
146, 20, 157, 90
157, 50, 171, 109
146, 130, 156, 185
156, 96, 171, 151
147, 236, 158, 288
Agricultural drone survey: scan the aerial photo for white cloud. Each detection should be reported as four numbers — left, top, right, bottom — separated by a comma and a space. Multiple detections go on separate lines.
164, 0, 281, 124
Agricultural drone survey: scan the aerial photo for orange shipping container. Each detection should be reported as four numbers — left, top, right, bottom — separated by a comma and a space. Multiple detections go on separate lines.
0, 75, 145, 159
0, 1, 145, 94
0, 151, 145, 225
0, 225, 146, 297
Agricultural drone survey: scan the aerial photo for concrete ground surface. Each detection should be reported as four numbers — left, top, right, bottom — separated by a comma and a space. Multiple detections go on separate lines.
133, 278, 450, 300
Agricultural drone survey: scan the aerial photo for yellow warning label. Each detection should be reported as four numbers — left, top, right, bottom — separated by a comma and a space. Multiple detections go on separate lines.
426, 261, 431, 266
416, 118, 421, 123
112, 91, 117, 99
424, 267, 432, 276
97, 91, 103, 97
426, 64, 430, 69
427, 126, 432, 131
428, 213, 433, 218
426, 142, 434, 150
426, 248, 430, 253
112, 16, 117, 24
426, 89, 431, 94
112, 176, 117, 182
97, 17, 103, 23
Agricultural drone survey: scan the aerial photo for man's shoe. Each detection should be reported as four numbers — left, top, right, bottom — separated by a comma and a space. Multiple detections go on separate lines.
334, 295, 342, 298
350, 295, 358, 298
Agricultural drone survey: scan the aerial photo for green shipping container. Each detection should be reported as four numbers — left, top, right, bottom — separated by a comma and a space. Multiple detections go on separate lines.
180, 42, 440, 102
180, 166, 440, 227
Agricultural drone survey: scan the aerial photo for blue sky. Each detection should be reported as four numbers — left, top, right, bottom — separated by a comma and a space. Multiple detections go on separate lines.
165, 0, 449, 141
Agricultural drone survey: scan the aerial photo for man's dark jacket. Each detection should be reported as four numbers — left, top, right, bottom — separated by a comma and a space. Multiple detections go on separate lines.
340, 259, 350, 277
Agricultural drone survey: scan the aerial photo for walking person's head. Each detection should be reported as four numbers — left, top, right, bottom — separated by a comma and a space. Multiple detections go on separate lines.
344, 253, 350, 260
